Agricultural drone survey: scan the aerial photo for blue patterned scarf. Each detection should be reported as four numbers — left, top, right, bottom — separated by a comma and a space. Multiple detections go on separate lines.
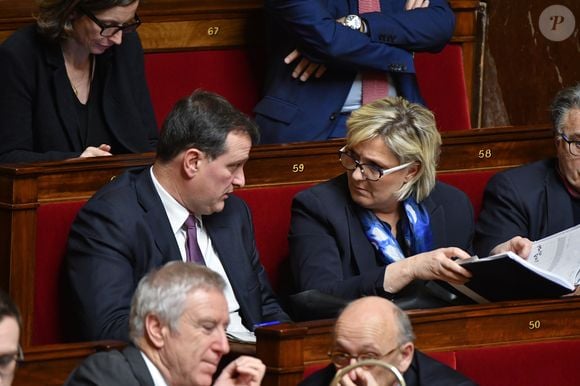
355, 197, 433, 264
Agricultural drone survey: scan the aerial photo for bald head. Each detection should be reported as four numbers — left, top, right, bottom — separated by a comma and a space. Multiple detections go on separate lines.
331, 297, 415, 383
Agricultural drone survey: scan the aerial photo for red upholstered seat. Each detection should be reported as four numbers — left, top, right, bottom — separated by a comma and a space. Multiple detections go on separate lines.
437, 169, 497, 219
455, 340, 580, 386
416, 44, 471, 131
144, 49, 262, 128
234, 183, 314, 291
33, 201, 86, 345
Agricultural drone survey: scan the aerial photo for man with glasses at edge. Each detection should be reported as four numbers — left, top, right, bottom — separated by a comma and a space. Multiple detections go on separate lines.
0, 289, 22, 386
0, 0, 158, 163
300, 296, 476, 386
288, 96, 475, 320
475, 84, 580, 267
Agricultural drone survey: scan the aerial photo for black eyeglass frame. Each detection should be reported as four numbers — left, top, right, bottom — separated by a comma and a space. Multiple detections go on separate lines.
78, 6, 141, 37
338, 147, 413, 182
559, 133, 580, 157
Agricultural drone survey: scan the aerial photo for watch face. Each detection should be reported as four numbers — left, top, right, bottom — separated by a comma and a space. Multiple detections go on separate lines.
345, 15, 362, 31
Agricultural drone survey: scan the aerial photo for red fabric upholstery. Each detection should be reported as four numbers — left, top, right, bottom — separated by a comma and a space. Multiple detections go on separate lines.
455, 340, 580, 386
416, 44, 471, 131
144, 45, 468, 134
144, 49, 262, 128
33, 201, 86, 345
425, 350, 457, 369
234, 183, 313, 291
437, 169, 497, 220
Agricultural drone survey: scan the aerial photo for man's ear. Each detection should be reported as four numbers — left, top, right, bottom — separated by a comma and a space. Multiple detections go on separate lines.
182, 148, 203, 178
397, 342, 414, 373
145, 313, 168, 349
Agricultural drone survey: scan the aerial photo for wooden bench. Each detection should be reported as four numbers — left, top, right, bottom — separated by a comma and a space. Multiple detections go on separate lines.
0, 125, 556, 348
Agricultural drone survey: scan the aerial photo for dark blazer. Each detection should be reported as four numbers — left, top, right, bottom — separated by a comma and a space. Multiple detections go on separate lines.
254, 0, 455, 143
66, 167, 289, 341
0, 25, 158, 163
474, 158, 578, 257
299, 351, 477, 386
65, 345, 154, 386
289, 174, 474, 311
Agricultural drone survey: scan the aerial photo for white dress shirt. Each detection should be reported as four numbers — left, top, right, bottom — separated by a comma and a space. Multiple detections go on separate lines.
149, 168, 251, 335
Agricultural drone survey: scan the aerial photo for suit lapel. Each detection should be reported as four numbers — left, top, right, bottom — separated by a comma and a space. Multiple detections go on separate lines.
135, 170, 182, 264
420, 195, 446, 249
544, 169, 575, 235
45, 43, 82, 149
122, 345, 156, 386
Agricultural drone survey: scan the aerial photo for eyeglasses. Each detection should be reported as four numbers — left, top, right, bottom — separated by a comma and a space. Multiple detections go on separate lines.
339, 147, 413, 182
560, 133, 580, 157
79, 6, 141, 37
0, 345, 23, 377
328, 345, 400, 369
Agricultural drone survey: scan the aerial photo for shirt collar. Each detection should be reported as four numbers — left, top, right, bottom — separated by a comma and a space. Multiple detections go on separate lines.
140, 351, 169, 386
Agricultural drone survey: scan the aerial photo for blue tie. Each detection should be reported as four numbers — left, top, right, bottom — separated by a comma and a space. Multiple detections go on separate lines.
184, 215, 205, 265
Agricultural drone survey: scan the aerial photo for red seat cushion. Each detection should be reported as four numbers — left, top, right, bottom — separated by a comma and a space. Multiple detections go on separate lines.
416, 44, 471, 131
33, 201, 86, 345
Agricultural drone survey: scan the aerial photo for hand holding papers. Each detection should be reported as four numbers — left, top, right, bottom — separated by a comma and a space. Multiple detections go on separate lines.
453, 225, 580, 303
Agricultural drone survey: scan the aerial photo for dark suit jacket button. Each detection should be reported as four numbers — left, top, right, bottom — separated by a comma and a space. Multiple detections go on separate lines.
329, 113, 336, 120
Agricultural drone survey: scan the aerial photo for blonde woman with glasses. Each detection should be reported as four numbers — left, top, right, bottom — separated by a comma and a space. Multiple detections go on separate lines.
289, 97, 475, 318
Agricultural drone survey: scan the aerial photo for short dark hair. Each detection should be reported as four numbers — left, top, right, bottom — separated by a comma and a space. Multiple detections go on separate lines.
36, 0, 138, 40
551, 84, 580, 135
0, 289, 21, 330
156, 89, 260, 163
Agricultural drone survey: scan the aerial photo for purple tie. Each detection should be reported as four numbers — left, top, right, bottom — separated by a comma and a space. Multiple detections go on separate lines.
184, 215, 205, 265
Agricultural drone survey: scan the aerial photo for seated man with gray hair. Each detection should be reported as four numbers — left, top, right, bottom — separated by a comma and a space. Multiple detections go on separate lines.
66, 262, 266, 386
300, 296, 475, 386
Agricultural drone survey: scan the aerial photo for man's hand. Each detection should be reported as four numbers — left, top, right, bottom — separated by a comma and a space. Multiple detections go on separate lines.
214, 356, 266, 386
284, 49, 327, 82
405, 0, 430, 10
79, 144, 112, 158
490, 236, 533, 259
338, 367, 379, 386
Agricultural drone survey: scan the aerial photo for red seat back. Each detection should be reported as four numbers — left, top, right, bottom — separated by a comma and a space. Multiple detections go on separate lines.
416, 44, 471, 131
144, 49, 262, 128
437, 169, 497, 220
234, 183, 313, 291
33, 201, 86, 345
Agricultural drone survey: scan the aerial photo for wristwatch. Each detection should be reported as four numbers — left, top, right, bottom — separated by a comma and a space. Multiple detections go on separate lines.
343, 14, 362, 31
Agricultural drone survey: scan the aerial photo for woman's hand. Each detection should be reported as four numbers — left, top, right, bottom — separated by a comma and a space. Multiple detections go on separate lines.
79, 144, 112, 158
384, 247, 472, 293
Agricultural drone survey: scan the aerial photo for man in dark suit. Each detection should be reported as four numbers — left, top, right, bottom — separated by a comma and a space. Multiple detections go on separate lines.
475, 84, 580, 258
254, 0, 455, 143
300, 296, 476, 386
66, 90, 290, 342
66, 262, 266, 386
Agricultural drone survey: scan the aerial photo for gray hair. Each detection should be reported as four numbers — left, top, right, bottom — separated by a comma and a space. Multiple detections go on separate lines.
551, 84, 580, 135
129, 262, 226, 344
346, 97, 441, 202
392, 304, 415, 345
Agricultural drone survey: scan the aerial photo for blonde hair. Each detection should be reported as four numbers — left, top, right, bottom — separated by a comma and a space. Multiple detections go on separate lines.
346, 97, 441, 202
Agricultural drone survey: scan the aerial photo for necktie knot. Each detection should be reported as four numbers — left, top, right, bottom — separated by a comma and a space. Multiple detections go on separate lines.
184, 215, 197, 230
